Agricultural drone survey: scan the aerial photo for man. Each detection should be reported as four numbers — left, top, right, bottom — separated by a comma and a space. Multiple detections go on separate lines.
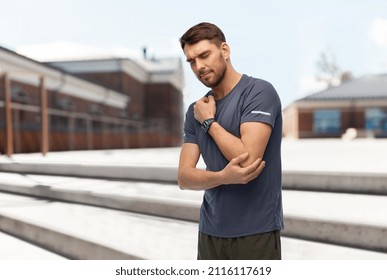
177, 22, 283, 260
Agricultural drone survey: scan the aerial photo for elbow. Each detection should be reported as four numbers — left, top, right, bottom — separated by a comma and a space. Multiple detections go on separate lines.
240, 153, 264, 168
178, 180, 185, 190
178, 167, 202, 191
178, 181, 189, 190
177, 170, 187, 190
178, 169, 198, 190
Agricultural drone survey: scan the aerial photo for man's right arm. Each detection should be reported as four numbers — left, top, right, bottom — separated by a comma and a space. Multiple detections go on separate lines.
177, 143, 266, 191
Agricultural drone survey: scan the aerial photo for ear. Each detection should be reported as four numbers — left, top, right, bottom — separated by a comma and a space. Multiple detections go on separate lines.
220, 42, 230, 60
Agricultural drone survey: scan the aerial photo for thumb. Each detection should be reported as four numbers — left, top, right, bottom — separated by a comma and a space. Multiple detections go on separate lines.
208, 95, 215, 102
231, 153, 248, 165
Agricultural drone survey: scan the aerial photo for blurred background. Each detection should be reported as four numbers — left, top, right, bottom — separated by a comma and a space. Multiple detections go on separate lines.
0, 0, 386, 260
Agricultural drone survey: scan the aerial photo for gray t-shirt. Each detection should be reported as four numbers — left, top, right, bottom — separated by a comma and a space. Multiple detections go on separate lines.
183, 74, 284, 238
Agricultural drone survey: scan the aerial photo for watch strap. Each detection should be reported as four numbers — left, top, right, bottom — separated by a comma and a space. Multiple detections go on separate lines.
201, 118, 216, 133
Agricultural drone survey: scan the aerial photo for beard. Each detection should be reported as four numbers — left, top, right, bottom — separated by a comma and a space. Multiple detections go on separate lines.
197, 57, 227, 88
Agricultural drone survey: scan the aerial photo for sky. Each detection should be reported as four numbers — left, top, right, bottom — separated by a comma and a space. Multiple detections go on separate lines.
1, 0, 387, 108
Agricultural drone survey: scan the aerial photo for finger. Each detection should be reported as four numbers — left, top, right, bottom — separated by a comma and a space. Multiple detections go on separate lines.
208, 95, 215, 102
231, 153, 249, 165
255, 160, 266, 175
245, 160, 266, 182
195, 98, 203, 105
244, 158, 263, 174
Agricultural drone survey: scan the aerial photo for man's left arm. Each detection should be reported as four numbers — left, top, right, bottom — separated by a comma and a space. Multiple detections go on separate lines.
194, 95, 272, 167
209, 121, 271, 167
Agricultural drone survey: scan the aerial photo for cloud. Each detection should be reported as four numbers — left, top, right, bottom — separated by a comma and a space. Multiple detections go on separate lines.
369, 18, 387, 47
298, 76, 328, 97
16, 41, 142, 62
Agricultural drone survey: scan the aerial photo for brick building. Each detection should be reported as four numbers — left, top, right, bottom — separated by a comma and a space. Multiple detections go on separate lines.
0, 45, 184, 155
283, 74, 387, 138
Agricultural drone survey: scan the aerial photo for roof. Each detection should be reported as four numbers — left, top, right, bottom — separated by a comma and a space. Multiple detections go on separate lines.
13, 41, 185, 91
16, 41, 181, 73
136, 57, 181, 73
0, 45, 129, 108
47, 57, 185, 91
300, 74, 387, 101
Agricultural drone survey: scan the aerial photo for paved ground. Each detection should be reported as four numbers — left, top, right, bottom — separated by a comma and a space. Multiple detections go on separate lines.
3, 138, 387, 173
0, 139, 387, 174
281, 138, 387, 174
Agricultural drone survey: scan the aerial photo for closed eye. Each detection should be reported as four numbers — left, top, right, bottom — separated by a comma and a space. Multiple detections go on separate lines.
186, 50, 211, 65
199, 51, 210, 59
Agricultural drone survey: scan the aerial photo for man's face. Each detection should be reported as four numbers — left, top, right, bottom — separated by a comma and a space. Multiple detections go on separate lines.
184, 40, 227, 88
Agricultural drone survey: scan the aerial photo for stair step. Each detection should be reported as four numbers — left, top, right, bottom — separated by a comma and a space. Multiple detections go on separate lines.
0, 192, 386, 260
1, 172, 387, 253
0, 231, 66, 260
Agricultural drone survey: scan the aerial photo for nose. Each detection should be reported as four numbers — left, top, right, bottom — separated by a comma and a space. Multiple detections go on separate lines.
195, 59, 205, 74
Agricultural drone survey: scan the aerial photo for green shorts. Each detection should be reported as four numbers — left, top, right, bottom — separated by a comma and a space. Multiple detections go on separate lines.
197, 230, 281, 260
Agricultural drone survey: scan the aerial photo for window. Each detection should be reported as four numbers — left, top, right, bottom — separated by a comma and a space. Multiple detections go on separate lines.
313, 109, 341, 134
365, 108, 387, 132
11, 86, 30, 103
51, 115, 69, 132
92, 120, 102, 132
75, 118, 87, 133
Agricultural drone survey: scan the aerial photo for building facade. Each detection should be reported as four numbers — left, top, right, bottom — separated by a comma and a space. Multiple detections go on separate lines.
0, 46, 184, 155
283, 74, 387, 139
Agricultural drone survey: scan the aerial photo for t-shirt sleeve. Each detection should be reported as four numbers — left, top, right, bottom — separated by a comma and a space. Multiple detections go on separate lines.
183, 103, 198, 144
241, 82, 281, 128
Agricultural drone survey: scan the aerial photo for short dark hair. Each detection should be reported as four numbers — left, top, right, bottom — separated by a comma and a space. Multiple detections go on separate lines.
179, 22, 226, 50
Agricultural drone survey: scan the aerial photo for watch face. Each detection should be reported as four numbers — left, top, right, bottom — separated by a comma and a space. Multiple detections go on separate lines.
201, 120, 208, 132
201, 118, 214, 133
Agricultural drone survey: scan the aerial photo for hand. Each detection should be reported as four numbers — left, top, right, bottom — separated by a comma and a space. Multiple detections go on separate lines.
194, 95, 216, 124
221, 153, 265, 185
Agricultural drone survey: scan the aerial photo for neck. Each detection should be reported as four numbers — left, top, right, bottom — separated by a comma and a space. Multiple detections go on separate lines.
212, 67, 242, 100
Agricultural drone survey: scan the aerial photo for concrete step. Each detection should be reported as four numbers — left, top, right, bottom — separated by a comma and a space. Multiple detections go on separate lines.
0, 172, 387, 253
282, 170, 387, 195
0, 192, 386, 260
0, 192, 197, 260
1, 161, 386, 195
282, 190, 387, 253
0, 172, 202, 221
0, 231, 67, 260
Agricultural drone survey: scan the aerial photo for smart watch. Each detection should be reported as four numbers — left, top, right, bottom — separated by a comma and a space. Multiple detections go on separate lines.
201, 118, 216, 133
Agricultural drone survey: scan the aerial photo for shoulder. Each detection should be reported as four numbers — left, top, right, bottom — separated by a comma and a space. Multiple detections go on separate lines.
186, 90, 213, 112
244, 75, 276, 93
243, 76, 280, 101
